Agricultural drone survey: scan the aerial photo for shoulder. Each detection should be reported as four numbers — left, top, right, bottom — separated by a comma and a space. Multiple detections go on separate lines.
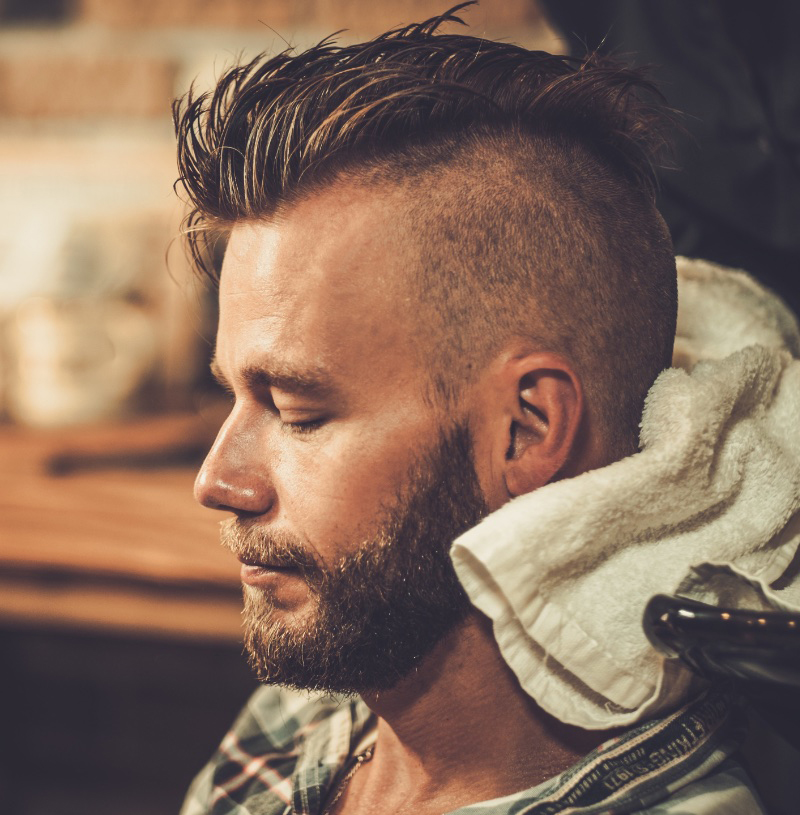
180, 686, 344, 815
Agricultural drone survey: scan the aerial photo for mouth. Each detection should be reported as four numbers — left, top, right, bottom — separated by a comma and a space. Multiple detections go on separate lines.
238, 556, 305, 586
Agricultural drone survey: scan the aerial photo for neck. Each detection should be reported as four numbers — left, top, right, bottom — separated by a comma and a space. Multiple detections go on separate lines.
344, 611, 618, 814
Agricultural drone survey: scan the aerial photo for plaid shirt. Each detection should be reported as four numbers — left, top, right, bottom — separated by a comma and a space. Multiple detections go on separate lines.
181, 685, 764, 815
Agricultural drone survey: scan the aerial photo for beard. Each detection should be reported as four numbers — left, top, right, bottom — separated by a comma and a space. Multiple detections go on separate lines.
220, 422, 489, 695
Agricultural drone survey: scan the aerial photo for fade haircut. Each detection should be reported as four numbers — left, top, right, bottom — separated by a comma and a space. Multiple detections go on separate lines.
174, 2, 677, 459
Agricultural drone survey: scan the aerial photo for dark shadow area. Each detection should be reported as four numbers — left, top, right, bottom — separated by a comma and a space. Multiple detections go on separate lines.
0, 626, 258, 815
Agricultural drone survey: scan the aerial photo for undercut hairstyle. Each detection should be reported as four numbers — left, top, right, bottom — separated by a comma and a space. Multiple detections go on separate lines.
174, 2, 678, 459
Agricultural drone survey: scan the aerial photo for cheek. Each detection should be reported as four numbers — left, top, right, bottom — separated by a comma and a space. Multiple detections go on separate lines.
270, 427, 420, 554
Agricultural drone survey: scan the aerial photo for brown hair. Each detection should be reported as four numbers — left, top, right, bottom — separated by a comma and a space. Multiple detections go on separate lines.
174, 3, 677, 458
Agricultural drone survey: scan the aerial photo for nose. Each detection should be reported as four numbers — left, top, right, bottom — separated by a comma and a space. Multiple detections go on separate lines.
194, 409, 274, 515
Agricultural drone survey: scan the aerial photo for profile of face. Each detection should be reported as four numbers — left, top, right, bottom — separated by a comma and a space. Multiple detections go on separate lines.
194, 186, 489, 694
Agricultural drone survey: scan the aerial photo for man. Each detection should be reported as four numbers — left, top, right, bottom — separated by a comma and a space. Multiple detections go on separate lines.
175, 6, 765, 814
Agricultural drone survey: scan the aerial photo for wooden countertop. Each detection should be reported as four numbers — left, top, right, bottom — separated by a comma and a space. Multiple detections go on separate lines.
0, 411, 244, 642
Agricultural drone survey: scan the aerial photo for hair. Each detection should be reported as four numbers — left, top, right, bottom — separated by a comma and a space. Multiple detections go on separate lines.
174, 2, 677, 459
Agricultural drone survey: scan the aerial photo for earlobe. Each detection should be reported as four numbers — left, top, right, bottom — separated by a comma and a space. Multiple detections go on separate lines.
503, 359, 583, 497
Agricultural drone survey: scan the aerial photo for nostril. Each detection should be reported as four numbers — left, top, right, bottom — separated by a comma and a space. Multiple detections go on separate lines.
195, 473, 235, 510
194, 466, 272, 515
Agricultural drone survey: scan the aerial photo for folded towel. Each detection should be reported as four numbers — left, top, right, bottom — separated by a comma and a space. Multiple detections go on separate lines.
451, 257, 800, 729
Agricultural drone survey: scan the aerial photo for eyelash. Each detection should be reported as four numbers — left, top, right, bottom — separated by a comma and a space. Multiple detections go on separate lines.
280, 417, 325, 435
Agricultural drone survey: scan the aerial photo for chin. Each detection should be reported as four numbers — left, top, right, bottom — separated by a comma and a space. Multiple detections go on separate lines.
242, 582, 317, 626
242, 564, 317, 607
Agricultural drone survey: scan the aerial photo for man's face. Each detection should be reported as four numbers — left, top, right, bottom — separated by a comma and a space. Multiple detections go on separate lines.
194, 186, 487, 693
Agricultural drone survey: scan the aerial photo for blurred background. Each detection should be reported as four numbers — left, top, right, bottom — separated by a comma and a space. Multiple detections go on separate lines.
0, 1, 796, 814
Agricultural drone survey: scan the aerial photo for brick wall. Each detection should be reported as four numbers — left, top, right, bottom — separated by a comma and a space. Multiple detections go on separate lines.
0, 0, 558, 425
75, 0, 544, 33
1, 52, 178, 118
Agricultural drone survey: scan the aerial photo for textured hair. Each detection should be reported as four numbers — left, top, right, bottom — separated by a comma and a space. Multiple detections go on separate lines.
174, 2, 677, 458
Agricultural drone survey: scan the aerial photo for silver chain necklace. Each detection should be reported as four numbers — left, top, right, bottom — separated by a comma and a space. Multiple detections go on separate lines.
320, 745, 375, 815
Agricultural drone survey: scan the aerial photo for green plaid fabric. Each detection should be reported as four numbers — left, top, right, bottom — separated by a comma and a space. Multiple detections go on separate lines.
181, 686, 764, 815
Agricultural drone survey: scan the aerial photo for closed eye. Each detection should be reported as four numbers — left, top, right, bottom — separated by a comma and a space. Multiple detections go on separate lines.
280, 416, 327, 435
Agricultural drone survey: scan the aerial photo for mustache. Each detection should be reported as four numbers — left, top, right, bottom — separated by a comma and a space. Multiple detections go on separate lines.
219, 518, 320, 572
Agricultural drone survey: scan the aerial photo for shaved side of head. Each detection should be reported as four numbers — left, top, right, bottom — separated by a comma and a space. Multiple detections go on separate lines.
374, 131, 675, 458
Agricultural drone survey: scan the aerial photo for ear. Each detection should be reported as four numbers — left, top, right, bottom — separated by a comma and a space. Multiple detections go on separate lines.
503, 352, 583, 498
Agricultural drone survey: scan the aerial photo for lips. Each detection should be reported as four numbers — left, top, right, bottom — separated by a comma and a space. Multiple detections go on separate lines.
239, 558, 304, 587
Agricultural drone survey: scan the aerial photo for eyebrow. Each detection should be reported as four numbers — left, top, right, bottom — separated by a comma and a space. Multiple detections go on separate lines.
210, 354, 337, 398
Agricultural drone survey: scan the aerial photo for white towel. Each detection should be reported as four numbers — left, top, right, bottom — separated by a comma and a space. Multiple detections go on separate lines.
451, 257, 800, 730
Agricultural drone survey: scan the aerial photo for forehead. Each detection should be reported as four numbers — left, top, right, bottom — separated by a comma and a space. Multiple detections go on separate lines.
216, 186, 419, 385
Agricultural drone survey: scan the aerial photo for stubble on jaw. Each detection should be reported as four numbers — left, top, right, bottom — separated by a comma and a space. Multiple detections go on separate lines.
221, 422, 489, 695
